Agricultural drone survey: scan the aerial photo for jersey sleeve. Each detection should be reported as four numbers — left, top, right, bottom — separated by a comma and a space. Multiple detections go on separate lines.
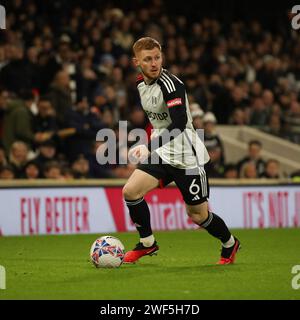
147, 73, 188, 151
136, 73, 144, 87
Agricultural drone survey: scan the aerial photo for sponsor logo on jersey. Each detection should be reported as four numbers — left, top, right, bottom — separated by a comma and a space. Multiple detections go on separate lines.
145, 110, 168, 121
167, 98, 182, 108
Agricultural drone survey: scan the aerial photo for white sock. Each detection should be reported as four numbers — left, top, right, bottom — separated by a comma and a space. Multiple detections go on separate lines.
222, 235, 235, 248
140, 235, 155, 247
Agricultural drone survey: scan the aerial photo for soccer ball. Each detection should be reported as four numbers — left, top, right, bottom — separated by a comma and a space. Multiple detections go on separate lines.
90, 235, 125, 268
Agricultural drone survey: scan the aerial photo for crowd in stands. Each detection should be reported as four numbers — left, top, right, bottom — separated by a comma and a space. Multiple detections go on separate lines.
0, 0, 299, 180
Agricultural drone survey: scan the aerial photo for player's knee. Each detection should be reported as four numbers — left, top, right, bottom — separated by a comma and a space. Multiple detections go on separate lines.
189, 212, 207, 225
186, 205, 208, 225
122, 184, 141, 200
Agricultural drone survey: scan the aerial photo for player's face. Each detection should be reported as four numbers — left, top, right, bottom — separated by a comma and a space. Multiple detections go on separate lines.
134, 47, 162, 80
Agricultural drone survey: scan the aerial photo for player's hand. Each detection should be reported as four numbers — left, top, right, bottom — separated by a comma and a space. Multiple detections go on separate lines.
128, 145, 150, 163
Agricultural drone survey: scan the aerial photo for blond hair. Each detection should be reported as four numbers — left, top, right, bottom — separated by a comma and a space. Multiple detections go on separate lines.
133, 37, 161, 56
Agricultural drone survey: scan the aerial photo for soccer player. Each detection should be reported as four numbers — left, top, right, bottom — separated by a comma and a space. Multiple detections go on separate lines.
123, 37, 240, 265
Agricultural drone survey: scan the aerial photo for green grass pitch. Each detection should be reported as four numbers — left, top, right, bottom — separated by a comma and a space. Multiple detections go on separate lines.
0, 228, 299, 300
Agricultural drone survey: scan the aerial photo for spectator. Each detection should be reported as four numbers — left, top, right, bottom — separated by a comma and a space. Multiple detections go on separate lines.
205, 146, 225, 178
237, 140, 265, 177
48, 70, 73, 127
34, 139, 58, 170
190, 103, 204, 129
0, 44, 36, 94
283, 101, 300, 142
72, 155, 91, 179
260, 159, 281, 179
78, 56, 99, 101
2, 90, 51, 152
54, 39, 78, 100
64, 98, 105, 162
43, 161, 63, 179
62, 168, 75, 180
229, 108, 247, 125
240, 162, 258, 179
23, 161, 41, 179
249, 97, 269, 127
0, 142, 8, 167
8, 141, 31, 178
262, 90, 275, 110
224, 164, 239, 179
191, 109, 204, 129
0, 165, 16, 180
203, 112, 225, 165
33, 96, 58, 134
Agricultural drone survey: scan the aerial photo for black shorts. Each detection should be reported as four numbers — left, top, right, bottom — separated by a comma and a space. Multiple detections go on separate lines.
138, 157, 210, 205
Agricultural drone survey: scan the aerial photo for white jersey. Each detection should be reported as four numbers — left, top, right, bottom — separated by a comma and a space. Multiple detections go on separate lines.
136, 69, 210, 169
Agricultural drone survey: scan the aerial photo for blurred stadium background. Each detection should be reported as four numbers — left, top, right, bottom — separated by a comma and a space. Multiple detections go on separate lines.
0, 0, 300, 181
0, 0, 300, 300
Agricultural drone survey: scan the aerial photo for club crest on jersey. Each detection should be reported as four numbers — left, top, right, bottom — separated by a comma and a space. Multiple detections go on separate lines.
167, 98, 182, 108
151, 96, 158, 107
